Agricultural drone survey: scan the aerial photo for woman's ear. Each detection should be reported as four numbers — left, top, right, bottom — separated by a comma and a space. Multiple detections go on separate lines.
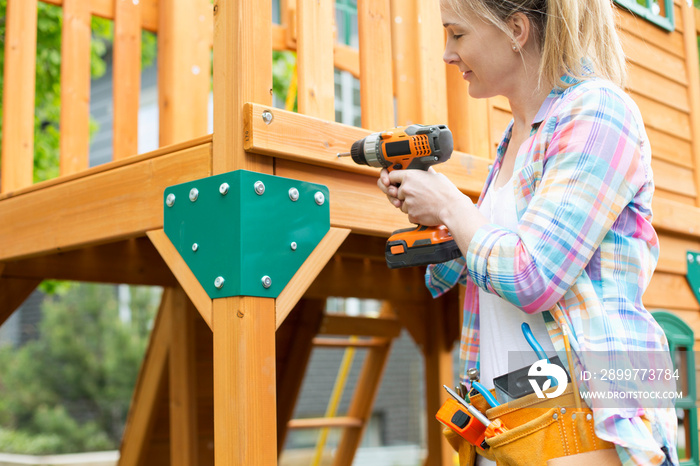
508, 12, 531, 50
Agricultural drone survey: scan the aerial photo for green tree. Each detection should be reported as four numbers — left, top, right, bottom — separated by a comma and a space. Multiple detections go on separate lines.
0, 283, 160, 454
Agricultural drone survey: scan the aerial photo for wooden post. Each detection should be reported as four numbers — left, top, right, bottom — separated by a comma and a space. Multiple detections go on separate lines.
445, 65, 492, 158
158, 0, 211, 146
415, 0, 448, 124
169, 288, 200, 466
681, 1, 700, 207
113, 0, 142, 160
213, 297, 277, 465
1, 0, 38, 193
391, 0, 420, 126
59, 0, 92, 175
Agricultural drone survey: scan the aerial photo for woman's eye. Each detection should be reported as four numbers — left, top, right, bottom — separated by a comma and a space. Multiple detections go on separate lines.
452, 34, 463, 40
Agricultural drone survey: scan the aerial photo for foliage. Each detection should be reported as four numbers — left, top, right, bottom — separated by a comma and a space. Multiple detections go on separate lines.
0, 0, 157, 183
0, 283, 160, 454
272, 50, 297, 112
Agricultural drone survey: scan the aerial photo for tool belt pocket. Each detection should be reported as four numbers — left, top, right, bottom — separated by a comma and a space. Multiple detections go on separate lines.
476, 385, 616, 466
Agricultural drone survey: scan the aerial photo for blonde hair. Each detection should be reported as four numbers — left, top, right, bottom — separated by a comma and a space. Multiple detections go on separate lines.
440, 0, 627, 89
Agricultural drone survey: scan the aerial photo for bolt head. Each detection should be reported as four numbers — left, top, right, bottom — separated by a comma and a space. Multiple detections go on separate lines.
166, 193, 176, 207
261, 275, 272, 289
214, 276, 225, 289
192, 243, 199, 252
219, 182, 230, 195
314, 191, 325, 205
254, 181, 265, 195
291, 242, 297, 251
689, 254, 695, 263
289, 187, 300, 201
262, 110, 273, 125
189, 188, 199, 202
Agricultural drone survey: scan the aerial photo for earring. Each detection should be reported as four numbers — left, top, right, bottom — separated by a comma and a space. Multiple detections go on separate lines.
512, 44, 518, 51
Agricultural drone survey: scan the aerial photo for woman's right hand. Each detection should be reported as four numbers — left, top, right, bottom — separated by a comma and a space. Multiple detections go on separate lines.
377, 168, 403, 209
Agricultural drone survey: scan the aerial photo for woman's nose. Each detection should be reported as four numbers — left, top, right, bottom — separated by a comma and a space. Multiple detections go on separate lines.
443, 44, 459, 65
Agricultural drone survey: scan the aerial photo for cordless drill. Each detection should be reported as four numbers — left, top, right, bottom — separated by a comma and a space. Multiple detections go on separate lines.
338, 124, 462, 269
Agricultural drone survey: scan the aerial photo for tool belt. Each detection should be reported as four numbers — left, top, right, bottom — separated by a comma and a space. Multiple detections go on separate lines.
443, 384, 620, 466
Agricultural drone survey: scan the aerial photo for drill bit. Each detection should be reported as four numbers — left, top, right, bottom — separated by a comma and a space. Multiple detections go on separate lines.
337, 152, 351, 157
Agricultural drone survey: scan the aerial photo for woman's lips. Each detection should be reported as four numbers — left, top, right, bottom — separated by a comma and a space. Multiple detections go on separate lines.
462, 71, 472, 79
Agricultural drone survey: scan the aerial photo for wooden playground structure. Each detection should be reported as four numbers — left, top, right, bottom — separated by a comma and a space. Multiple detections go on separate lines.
2, 0, 700, 464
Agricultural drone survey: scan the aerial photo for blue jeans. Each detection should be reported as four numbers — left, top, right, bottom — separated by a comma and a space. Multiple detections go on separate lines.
660, 446, 676, 466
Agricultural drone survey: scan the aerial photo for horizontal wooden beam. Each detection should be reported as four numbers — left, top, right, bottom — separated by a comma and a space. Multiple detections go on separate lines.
2, 237, 177, 287
0, 277, 41, 327
312, 337, 389, 348
40, 0, 160, 33
319, 315, 401, 339
0, 141, 211, 262
287, 417, 363, 430
244, 103, 490, 198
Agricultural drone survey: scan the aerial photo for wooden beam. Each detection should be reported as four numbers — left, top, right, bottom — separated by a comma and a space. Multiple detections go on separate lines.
1, 0, 38, 193
59, 0, 92, 175
319, 315, 401, 339
1, 237, 177, 287
40, 0, 160, 32
213, 297, 277, 465
288, 417, 363, 430
312, 337, 389, 348
296, 0, 335, 120
212, 0, 272, 174
113, 0, 142, 160
0, 277, 41, 328
147, 229, 213, 329
169, 288, 200, 466
276, 227, 350, 329
158, 0, 211, 146
415, 0, 448, 124
276, 299, 325, 453
358, 0, 394, 130
391, 0, 420, 126
0, 142, 211, 262
118, 289, 173, 466
243, 103, 490, 197
680, 0, 700, 207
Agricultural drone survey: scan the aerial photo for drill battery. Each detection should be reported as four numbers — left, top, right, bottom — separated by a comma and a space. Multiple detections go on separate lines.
386, 225, 462, 269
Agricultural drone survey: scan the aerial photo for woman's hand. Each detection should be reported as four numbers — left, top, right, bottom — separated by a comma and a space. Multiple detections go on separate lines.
377, 167, 464, 226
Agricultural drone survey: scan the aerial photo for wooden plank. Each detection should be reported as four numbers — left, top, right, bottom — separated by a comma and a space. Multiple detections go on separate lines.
1, 237, 178, 287
40, 0, 160, 32
288, 417, 363, 429
656, 234, 700, 275
1, 0, 38, 193
358, 0, 393, 130
391, 0, 420, 126
158, 0, 211, 146
647, 126, 693, 168
415, 0, 448, 123
276, 227, 350, 329
655, 188, 697, 206
0, 143, 211, 262
680, 1, 700, 208
147, 229, 212, 329
620, 29, 688, 86
276, 299, 325, 452
295, 0, 334, 119
652, 196, 700, 237
631, 90, 691, 141
118, 289, 173, 466
244, 103, 490, 196
169, 288, 200, 466
113, 0, 142, 160
0, 277, 41, 328
651, 157, 697, 198
644, 271, 699, 311
446, 64, 492, 158
212, 0, 273, 174
616, 6, 685, 59
213, 297, 277, 465
319, 315, 401, 339
312, 337, 389, 348
59, 0, 92, 175
627, 61, 690, 113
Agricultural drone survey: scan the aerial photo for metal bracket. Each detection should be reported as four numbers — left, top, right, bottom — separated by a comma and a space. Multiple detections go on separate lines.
164, 170, 330, 299
686, 251, 700, 306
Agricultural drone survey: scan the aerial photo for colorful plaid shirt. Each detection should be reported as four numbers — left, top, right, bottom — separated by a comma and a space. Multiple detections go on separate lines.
426, 76, 678, 465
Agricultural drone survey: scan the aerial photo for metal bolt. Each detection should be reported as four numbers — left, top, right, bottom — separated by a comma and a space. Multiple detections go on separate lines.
219, 182, 230, 195
262, 110, 273, 125
261, 275, 272, 289
553, 413, 558, 420
189, 188, 199, 202
314, 191, 325, 205
166, 193, 176, 207
192, 243, 199, 252
214, 276, 225, 289
254, 181, 265, 195
560, 408, 566, 415
291, 242, 297, 251
689, 253, 695, 263
289, 187, 300, 201
586, 413, 592, 421
571, 413, 576, 420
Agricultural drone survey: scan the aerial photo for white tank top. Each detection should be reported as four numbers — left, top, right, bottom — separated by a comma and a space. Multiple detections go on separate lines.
475, 173, 556, 466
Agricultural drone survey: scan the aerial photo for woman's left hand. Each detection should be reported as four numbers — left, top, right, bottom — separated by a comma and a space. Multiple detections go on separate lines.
386, 167, 464, 226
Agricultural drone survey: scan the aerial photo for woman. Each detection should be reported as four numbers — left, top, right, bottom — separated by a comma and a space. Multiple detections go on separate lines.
378, 0, 678, 464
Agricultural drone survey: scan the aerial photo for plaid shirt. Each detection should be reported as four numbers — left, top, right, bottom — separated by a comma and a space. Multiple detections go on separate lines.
426, 76, 678, 465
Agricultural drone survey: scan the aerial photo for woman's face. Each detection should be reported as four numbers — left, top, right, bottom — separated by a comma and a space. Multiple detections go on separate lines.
441, 4, 518, 99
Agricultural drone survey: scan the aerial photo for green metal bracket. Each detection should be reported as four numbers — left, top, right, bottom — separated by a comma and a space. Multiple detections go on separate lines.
163, 170, 330, 299
687, 250, 700, 306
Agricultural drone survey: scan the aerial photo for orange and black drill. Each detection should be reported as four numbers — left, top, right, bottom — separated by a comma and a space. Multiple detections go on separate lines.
338, 124, 462, 269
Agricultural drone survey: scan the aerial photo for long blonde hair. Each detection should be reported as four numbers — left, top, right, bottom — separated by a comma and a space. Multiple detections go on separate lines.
440, 0, 627, 89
